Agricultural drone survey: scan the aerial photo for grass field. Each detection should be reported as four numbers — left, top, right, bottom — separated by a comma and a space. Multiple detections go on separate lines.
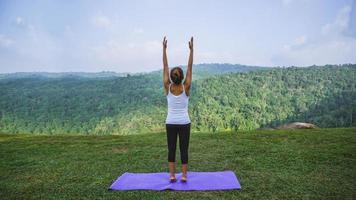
1, 128, 355, 199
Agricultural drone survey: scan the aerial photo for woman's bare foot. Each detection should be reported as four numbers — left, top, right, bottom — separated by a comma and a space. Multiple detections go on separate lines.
180, 174, 187, 182
170, 175, 177, 182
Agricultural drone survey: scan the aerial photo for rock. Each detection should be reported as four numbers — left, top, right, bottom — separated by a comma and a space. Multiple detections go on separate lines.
276, 122, 318, 130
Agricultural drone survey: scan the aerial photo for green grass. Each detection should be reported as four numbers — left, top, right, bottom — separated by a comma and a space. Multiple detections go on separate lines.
1, 128, 355, 199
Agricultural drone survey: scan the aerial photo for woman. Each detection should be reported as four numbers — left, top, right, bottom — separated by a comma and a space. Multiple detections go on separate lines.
162, 36, 193, 182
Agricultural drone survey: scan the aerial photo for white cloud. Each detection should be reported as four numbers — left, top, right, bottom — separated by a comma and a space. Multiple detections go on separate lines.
274, 38, 356, 66
321, 5, 352, 36
281, 0, 314, 6
282, 0, 293, 6
14, 16, 35, 31
196, 51, 234, 64
1, 17, 64, 71
16, 16, 24, 25
92, 15, 112, 29
283, 35, 307, 51
273, 5, 356, 66
133, 28, 144, 34
295, 35, 307, 45
347, 4, 356, 37
86, 39, 227, 72
0, 34, 14, 47
64, 25, 73, 35
88, 40, 163, 72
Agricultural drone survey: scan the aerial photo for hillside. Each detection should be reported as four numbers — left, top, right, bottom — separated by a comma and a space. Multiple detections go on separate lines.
0, 128, 355, 199
0, 64, 355, 135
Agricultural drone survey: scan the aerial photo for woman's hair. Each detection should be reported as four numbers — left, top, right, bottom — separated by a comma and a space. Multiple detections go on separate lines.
170, 67, 184, 84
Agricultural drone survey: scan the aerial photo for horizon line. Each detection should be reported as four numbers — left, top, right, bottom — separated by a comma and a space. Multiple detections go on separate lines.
0, 62, 354, 74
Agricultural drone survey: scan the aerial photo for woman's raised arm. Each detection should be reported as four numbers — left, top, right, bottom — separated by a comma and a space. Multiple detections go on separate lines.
162, 36, 170, 94
184, 37, 193, 96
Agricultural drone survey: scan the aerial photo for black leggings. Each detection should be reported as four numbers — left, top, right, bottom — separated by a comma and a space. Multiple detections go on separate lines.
166, 123, 191, 164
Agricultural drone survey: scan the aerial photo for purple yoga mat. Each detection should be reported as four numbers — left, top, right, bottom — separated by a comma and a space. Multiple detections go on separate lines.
109, 171, 241, 191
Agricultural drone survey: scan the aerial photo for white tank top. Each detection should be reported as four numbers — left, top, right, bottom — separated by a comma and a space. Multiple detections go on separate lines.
165, 83, 191, 125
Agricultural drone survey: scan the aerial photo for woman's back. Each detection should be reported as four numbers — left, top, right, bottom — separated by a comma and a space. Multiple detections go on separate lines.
166, 83, 191, 125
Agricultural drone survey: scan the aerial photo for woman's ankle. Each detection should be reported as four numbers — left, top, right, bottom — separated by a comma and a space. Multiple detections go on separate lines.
181, 164, 188, 175
168, 162, 176, 176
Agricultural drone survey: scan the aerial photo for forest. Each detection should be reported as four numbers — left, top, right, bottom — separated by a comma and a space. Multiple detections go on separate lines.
0, 63, 355, 135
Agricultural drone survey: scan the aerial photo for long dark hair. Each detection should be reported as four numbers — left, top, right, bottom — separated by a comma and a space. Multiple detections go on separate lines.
170, 67, 184, 84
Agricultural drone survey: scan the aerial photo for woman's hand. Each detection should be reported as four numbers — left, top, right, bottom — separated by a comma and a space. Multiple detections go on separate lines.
188, 37, 193, 51
163, 36, 168, 50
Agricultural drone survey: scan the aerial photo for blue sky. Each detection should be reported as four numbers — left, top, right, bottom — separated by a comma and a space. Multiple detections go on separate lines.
0, 0, 355, 73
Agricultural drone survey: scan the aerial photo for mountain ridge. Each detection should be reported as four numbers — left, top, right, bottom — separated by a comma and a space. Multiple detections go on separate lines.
0, 63, 269, 79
